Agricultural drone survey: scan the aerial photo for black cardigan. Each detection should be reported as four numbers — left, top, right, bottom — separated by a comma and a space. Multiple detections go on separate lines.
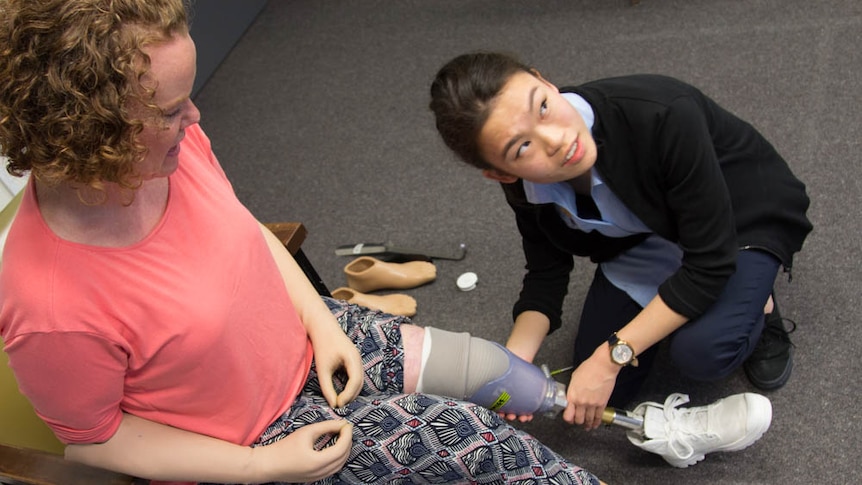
503, 74, 812, 333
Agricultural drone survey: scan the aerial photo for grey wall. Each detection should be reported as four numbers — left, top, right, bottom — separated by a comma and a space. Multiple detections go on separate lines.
188, 0, 268, 98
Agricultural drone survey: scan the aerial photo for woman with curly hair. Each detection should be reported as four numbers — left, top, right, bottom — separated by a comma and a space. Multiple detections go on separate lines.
0, 1, 607, 483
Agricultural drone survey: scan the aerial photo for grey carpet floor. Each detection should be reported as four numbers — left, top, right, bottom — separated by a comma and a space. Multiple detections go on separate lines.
193, 1, 862, 483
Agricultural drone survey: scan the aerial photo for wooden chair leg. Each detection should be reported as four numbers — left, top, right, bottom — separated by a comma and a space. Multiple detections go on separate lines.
293, 248, 331, 297
264, 222, 331, 297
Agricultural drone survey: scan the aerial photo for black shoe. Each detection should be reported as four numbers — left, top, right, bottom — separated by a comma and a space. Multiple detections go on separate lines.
744, 298, 797, 390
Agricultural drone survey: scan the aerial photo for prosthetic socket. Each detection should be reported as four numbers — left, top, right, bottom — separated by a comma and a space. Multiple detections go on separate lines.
418, 327, 568, 416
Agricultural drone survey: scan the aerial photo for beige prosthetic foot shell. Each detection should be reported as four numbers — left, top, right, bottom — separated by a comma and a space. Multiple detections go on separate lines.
344, 256, 436, 293
331, 287, 418, 317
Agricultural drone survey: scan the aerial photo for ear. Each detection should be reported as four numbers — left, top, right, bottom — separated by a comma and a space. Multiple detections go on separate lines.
482, 168, 519, 184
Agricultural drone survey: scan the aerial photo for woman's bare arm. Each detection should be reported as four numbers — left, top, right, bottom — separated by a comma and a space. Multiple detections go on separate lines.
65, 413, 353, 483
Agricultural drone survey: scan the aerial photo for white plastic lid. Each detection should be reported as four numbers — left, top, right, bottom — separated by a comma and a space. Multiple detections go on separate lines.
456, 272, 478, 291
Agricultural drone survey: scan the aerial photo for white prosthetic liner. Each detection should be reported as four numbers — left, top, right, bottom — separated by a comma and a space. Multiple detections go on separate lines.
417, 327, 567, 416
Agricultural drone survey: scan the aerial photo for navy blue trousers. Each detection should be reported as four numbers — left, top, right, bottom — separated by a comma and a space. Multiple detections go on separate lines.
573, 249, 781, 407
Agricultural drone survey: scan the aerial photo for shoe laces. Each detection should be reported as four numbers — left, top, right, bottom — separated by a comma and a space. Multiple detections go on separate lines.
660, 393, 717, 461
754, 316, 797, 355
767, 316, 797, 339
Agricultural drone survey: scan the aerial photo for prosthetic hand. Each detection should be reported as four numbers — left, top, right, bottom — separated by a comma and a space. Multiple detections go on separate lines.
416, 327, 567, 416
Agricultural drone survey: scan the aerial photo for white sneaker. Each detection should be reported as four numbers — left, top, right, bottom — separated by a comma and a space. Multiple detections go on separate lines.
626, 392, 772, 467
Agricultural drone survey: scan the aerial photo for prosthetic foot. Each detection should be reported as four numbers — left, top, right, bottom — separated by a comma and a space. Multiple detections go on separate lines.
331, 287, 418, 317
416, 327, 567, 416
344, 256, 436, 293
626, 392, 772, 468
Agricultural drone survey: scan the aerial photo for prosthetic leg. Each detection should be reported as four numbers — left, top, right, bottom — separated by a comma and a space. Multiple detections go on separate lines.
416, 327, 568, 416
416, 327, 656, 426
416, 328, 773, 468
414, 328, 772, 467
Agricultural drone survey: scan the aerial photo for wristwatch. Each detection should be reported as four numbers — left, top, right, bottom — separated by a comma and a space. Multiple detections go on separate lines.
607, 333, 639, 367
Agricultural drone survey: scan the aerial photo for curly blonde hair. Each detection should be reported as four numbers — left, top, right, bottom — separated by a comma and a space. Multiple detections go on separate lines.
0, 0, 189, 192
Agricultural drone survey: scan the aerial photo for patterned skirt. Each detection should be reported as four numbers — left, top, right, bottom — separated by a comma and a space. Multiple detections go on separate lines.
245, 298, 599, 485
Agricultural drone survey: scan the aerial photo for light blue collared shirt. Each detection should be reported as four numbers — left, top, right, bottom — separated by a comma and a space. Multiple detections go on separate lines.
522, 93, 682, 307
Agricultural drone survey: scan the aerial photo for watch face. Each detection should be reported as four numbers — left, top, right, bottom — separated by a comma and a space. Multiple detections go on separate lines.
612, 344, 633, 364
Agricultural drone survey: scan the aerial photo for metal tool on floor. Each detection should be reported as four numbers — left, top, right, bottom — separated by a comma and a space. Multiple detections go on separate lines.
335, 241, 467, 262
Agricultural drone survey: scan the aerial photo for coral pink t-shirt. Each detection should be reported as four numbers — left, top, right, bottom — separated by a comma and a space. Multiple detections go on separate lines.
0, 124, 313, 446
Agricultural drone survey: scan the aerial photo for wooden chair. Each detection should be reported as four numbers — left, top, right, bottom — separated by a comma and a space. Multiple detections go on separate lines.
0, 222, 327, 485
